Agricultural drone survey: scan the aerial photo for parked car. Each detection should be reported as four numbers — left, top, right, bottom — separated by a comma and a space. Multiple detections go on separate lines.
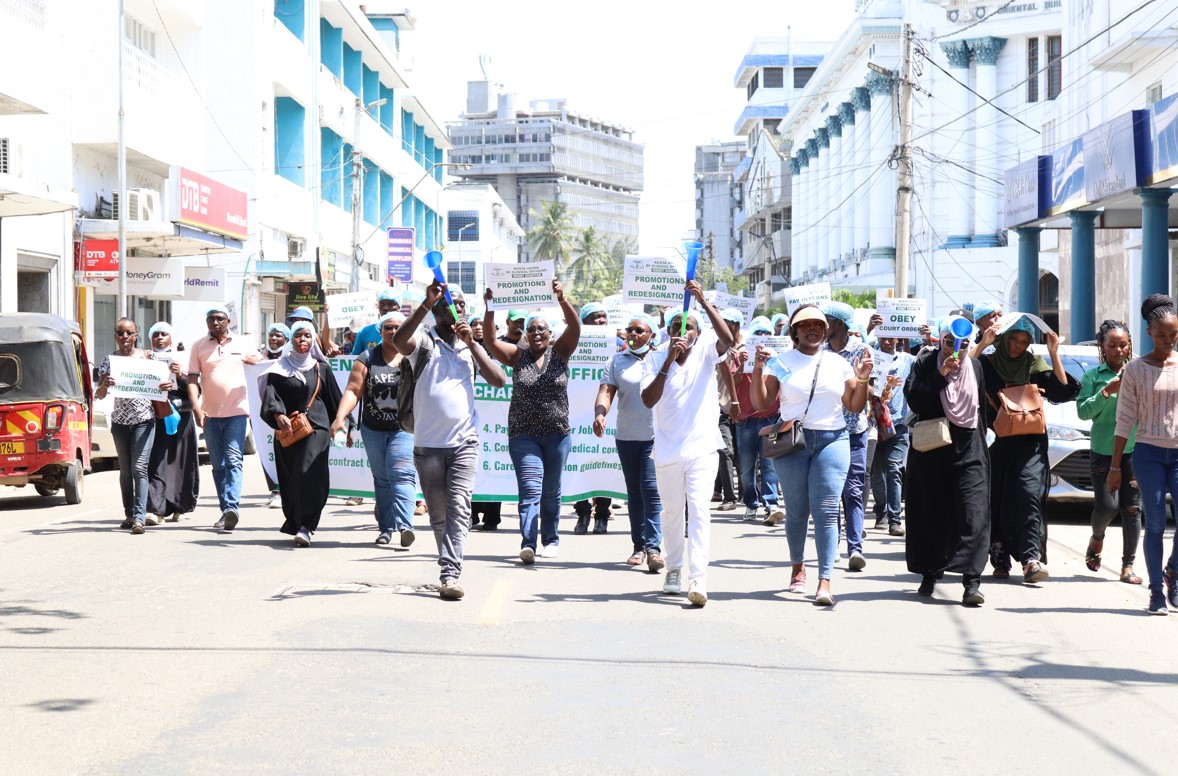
1035, 344, 1100, 504
91, 390, 256, 464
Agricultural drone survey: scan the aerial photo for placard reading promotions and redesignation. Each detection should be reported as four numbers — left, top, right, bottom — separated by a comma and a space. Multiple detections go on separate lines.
623, 255, 687, 309
485, 260, 558, 310
106, 355, 171, 402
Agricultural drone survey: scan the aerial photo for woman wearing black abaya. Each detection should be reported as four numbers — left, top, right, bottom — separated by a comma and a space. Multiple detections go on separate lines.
145, 322, 199, 522
260, 321, 342, 546
977, 316, 1080, 583
903, 316, 990, 606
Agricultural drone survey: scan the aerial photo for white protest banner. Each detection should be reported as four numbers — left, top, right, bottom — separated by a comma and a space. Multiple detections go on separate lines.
246, 358, 626, 501
993, 312, 1055, 336
875, 287, 896, 306
708, 290, 757, 323
744, 335, 793, 373
570, 325, 619, 365
869, 349, 896, 396
623, 255, 687, 309
875, 298, 927, 339
785, 282, 832, 315
325, 291, 374, 329
486, 260, 558, 310
106, 355, 170, 401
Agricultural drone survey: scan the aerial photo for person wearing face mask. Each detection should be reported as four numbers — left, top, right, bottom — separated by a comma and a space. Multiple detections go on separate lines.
145, 321, 199, 525
574, 301, 614, 534
593, 313, 664, 571
483, 280, 581, 564
902, 316, 990, 605
96, 318, 173, 534
259, 321, 343, 546
977, 316, 1079, 583
258, 322, 290, 508
640, 281, 735, 607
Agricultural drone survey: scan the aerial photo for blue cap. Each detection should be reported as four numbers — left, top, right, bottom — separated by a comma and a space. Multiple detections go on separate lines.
749, 315, 773, 334
720, 308, 744, 325
377, 288, 399, 302
771, 313, 788, 329
579, 302, 606, 322
974, 300, 1001, 319
821, 300, 855, 328
266, 322, 291, 340
288, 306, 315, 322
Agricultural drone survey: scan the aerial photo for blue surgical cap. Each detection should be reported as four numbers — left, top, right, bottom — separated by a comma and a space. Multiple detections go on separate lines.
205, 304, 229, 318
771, 313, 788, 329
720, 308, 744, 325
377, 288, 399, 302
821, 301, 855, 329
266, 322, 291, 340
974, 300, 1001, 319
524, 313, 552, 332
628, 312, 658, 333
579, 302, 606, 322
749, 315, 773, 334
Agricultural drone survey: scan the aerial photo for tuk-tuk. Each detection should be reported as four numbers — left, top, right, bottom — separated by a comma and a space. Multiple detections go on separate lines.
0, 313, 93, 504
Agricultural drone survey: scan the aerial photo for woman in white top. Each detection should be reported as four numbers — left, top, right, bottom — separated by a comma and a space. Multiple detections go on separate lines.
749, 304, 873, 606
1110, 294, 1178, 615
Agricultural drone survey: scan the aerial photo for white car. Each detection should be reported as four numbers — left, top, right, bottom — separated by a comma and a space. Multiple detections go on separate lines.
90, 393, 255, 465
1035, 344, 1100, 504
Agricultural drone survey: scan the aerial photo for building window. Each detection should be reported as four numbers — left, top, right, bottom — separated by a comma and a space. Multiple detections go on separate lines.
793, 67, 816, 89
1041, 119, 1056, 154
274, 0, 305, 41
125, 15, 156, 57
448, 210, 480, 241
451, 261, 478, 296
1046, 35, 1062, 100
274, 96, 306, 187
763, 67, 784, 88
747, 72, 759, 100
763, 119, 781, 134
1026, 38, 1039, 103
1148, 82, 1164, 104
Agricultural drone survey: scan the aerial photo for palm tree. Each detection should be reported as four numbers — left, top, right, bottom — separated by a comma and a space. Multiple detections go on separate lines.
526, 201, 575, 267
567, 226, 612, 300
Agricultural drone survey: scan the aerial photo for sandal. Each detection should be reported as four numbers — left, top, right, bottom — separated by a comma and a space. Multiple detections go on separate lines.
1085, 538, 1103, 572
626, 550, 646, 566
1120, 566, 1142, 585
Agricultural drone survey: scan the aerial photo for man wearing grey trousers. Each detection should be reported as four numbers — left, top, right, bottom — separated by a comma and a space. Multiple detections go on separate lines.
393, 280, 506, 600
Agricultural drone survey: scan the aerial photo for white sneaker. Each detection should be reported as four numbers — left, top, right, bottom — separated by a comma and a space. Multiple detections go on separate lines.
144, 515, 162, 526
538, 543, 559, 558
662, 569, 682, 594
743, 507, 758, 521
519, 547, 535, 565
762, 507, 785, 526
267, 492, 281, 509
687, 579, 708, 607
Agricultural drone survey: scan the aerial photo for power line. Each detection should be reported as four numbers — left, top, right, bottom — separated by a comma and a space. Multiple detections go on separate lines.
915, 42, 1038, 134
931, 0, 1018, 41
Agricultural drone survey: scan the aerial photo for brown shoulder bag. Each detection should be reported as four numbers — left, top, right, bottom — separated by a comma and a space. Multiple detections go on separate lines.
989, 383, 1046, 437
275, 369, 321, 448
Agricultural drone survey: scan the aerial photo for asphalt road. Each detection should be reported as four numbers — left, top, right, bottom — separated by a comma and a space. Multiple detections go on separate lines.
1, 462, 1173, 775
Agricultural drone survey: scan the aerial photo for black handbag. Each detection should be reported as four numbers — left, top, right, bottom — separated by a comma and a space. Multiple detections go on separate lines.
760, 352, 823, 459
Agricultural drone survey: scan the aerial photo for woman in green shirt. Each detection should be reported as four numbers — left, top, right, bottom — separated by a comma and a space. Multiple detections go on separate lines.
1076, 320, 1141, 584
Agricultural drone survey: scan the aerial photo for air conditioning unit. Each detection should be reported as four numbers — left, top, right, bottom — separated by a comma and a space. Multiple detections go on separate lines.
288, 236, 306, 259
0, 138, 9, 175
112, 188, 161, 221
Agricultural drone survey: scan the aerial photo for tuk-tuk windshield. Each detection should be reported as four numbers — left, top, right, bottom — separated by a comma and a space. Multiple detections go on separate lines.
0, 340, 83, 404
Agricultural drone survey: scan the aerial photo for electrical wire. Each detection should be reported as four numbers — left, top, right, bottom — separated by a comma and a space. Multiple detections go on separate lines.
930, 0, 1019, 41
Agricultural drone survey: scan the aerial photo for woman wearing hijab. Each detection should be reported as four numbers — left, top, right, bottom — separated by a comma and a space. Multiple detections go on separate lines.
977, 316, 1079, 582
574, 301, 614, 533
260, 321, 343, 546
258, 322, 290, 508
145, 322, 199, 524
903, 316, 990, 605
483, 280, 580, 563
594, 312, 664, 571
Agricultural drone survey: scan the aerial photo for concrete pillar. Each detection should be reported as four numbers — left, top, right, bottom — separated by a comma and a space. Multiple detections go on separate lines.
968, 37, 1006, 247
827, 114, 844, 272
805, 138, 819, 276
866, 70, 895, 260
1016, 227, 1041, 315
790, 154, 804, 280
1140, 188, 1175, 348
815, 127, 831, 270
851, 87, 871, 256
838, 102, 856, 265
1069, 211, 1097, 344
939, 40, 973, 247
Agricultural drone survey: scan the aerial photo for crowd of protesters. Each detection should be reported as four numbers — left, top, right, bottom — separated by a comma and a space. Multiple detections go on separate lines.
94, 280, 1178, 617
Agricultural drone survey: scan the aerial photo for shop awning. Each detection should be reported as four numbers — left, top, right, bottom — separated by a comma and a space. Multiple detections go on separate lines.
77, 217, 243, 256
0, 173, 77, 217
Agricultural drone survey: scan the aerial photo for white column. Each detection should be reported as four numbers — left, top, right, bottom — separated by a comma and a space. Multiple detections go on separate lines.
866, 70, 896, 260
789, 155, 802, 281
815, 127, 831, 271
968, 36, 1006, 247
939, 40, 974, 247
852, 86, 871, 256
827, 117, 844, 273
837, 103, 855, 265
799, 150, 812, 276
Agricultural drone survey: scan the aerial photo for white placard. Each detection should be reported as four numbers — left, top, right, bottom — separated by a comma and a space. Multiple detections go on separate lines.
569, 326, 619, 365
875, 298, 927, 339
875, 287, 896, 306
744, 335, 793, 373
184, 266, 227, 303
623, 255, 687, 309
869, 349, 896, 396
785, 282, 832, 315
993, 312, 1055, 336
325, 291, 374, 329
486, 260, 558, 310
708, 290, 757, 324
106, 355, 170, 401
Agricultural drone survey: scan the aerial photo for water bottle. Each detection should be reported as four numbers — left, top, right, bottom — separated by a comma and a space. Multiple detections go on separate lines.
332, 429, 347, 448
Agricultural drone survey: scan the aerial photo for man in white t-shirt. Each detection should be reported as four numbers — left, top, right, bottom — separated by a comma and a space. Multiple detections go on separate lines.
640, 281, 735, 607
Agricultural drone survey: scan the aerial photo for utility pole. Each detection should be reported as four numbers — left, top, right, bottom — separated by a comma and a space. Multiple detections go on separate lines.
349, 100, 364, 294
117, 0, 127, 317
893, 23, 915, 299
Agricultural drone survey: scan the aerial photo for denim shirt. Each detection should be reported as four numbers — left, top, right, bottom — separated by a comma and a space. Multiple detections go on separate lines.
881, 350, 915, 425
826, 339, 869, 434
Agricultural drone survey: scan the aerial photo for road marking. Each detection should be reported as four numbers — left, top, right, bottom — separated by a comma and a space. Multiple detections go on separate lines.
476, 579, 511, 625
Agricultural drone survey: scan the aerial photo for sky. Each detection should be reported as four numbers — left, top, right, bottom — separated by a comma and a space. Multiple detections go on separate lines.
407, 0, 857, 255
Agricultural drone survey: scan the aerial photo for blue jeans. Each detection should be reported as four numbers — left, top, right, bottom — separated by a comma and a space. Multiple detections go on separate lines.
112, 420, 155, 523
1130, 442, 1178, 593
842, 429, 868, 555
361, 425, 417, 533
870, 426, 909, 527
203, 414, 247, 514
509, 433, 572, 550
773, 428, 850, 579
735, 416, 781, 509
616, 439, 662, 553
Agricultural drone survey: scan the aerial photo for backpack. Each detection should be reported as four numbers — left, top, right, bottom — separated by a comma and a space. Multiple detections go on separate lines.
395, 330, 433, 434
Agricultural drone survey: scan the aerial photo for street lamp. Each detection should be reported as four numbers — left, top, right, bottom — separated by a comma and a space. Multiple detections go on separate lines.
456, 220, 476, 297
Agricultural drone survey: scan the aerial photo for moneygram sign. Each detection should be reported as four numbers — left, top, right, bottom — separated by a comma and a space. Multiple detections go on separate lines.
168, 166, 249, 240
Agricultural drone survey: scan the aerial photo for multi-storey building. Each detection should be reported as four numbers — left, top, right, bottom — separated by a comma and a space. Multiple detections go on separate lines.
439, 182, 526, 301
693, 141, 744, 274
447, 83, 644, 262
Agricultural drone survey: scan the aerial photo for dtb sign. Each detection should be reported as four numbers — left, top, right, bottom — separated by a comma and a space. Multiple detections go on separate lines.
75, 239, 120, 279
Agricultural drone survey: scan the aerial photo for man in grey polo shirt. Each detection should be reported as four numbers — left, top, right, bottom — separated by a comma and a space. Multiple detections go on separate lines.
393, 280, 506, 600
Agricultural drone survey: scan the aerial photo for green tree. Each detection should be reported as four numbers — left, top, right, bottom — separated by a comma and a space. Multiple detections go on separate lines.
526, 201, 575, 268
565, 227, 614, 306
832, 288, 877, 308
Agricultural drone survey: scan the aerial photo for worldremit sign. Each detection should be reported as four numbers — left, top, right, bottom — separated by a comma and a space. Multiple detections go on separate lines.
167, 166, 248, 240
184, 266, 227, 303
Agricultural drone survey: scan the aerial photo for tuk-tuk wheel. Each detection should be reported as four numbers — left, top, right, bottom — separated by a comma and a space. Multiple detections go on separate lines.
34, 484, 59, 497
64, 463, 83, 505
